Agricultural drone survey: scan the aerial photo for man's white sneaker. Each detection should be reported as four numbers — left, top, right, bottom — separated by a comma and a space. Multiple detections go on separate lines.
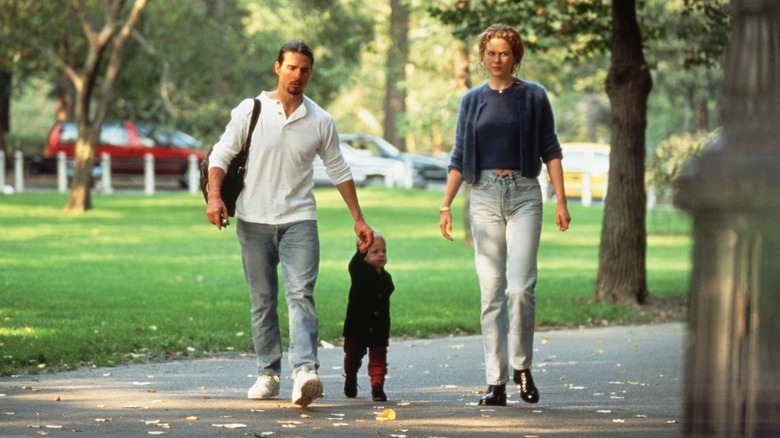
247, 375, 280, 399
291, 369, 323, 407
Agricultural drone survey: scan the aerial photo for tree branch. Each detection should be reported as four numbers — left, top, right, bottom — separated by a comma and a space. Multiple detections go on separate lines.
95, 0, 148, 123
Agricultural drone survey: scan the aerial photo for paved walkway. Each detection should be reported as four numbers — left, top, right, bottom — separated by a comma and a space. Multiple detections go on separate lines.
0, 323, 685, 437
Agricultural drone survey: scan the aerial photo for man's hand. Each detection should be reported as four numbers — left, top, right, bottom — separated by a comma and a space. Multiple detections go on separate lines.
206, 167, 229, 230
355, 219, 374, 251
207, 196, 229, 230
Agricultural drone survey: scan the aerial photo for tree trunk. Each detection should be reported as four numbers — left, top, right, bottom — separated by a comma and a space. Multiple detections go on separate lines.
694, 98, 709, 133
65, 0, 148, 213
0, 69, 10, 160
383, 0, 409, 151
592, 0, 652, 304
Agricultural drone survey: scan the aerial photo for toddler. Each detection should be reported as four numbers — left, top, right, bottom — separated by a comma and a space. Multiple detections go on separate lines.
342, 231, 394, 401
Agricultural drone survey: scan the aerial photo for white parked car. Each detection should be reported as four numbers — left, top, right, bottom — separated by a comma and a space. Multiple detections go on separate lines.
313, 143, 402, 187
340, 134, 448, 188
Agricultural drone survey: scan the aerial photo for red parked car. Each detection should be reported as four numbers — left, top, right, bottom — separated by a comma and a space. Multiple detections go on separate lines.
44, 120, 207, 176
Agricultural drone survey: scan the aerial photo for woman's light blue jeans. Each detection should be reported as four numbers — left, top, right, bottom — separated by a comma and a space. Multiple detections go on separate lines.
470, 170, 543, 385
236, 219, 320, 377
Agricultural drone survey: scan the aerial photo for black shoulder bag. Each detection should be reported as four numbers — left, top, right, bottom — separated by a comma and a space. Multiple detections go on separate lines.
199, 98, 261, 217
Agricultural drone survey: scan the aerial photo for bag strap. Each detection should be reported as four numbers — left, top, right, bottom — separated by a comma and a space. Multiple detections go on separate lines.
241, 98, 261, 153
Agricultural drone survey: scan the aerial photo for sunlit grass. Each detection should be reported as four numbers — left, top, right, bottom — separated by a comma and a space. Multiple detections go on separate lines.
0, 188, 691, 375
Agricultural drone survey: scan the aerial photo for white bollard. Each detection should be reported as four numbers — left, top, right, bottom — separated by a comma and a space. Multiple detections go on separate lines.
14, 150, 24, 193
188, 154, 198, 195
581, 149, 594, 207
581, 171, 593, 207
144, 153, 154, 196
101, 153, 113, 194
57, 152, 67, 193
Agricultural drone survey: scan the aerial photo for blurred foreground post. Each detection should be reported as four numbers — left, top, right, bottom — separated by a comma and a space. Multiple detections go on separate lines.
675, 0, 780, 436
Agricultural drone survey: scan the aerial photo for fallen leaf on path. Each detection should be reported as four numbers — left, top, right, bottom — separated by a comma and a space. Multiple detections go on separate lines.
612, 419, 625, 423
320, 340, 336, 349
95, 418, 111, 422
212, 423, 247, 429
186, 416, 199, 421
333, 423, 349, 427
377, 409, 396, 421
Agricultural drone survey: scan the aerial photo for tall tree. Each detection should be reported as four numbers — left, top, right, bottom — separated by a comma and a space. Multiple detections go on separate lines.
57, 0, 148, 212
0, 0, 61, 157
384, 0, 410, 150
592, 0, 652, 304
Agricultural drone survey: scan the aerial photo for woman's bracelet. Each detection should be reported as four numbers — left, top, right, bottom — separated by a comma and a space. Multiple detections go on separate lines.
439, 206, 451, 213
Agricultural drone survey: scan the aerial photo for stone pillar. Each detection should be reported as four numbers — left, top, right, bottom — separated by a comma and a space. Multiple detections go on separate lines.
675, 0, 780, 436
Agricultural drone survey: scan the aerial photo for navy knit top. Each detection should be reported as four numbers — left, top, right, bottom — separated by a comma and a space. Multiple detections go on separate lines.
476, 81, 522, 170
448, 80, 562, 184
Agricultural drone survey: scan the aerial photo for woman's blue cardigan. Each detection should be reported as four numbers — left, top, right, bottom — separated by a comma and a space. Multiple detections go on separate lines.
448, 80, 563, 184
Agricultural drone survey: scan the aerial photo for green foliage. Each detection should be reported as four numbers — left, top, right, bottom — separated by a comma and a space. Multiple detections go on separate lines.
646, 130, 717, 203
0, 188, 691, 374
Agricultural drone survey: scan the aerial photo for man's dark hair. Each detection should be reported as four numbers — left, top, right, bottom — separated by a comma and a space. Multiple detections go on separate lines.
277, 40, 314, 65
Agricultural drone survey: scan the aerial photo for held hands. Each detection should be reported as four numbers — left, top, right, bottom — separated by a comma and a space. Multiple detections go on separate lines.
355, 219, 374, 251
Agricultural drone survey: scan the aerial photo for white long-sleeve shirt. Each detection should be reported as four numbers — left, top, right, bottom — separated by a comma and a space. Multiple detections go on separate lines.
209, 92, 353, 224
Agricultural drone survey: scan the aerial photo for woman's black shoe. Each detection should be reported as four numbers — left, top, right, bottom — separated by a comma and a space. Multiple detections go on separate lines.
513, 368, 539, 403
344, 374, 358, 398
371, 383, 387, 402
478, 384, 507, 406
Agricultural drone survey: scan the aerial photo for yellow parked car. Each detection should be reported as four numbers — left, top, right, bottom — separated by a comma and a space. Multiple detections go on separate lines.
546, 142, 610, 201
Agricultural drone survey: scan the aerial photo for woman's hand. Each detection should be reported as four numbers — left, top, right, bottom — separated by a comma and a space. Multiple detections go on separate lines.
440, 210, 454, 241
439, 169, 463, 242
555, 202, 571, 232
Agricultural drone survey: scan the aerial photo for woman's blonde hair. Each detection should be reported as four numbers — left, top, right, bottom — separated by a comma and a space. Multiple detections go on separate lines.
478, 24, 525, 74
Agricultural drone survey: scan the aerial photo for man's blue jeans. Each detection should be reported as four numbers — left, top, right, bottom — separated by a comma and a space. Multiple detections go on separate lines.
236, 219, 320, 377
470, 170, 543, 385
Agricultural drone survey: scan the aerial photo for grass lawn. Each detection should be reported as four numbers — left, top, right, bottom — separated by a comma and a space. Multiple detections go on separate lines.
0, 187, 691, 375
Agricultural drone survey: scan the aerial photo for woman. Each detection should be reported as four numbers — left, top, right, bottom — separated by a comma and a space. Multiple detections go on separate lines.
439, 24, 570, 406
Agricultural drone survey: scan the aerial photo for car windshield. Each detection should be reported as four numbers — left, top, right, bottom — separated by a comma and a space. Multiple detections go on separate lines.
342, 135, 401, 159
137, 123, 202, 149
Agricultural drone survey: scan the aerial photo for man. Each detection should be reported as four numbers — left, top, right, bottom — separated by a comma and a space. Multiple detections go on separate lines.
206, 41, 373, 407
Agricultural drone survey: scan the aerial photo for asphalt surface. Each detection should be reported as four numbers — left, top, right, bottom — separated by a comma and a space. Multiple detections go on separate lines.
0, 323, 686, 437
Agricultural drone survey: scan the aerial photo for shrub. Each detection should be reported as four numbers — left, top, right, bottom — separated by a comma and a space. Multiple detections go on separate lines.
647, 131, 718, 204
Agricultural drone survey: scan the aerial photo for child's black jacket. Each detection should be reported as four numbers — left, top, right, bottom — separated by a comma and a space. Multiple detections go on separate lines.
342, 249, 395, 348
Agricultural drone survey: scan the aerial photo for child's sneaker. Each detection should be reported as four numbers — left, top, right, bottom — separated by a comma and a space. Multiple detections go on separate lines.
371, 383, 387, 402
344, 374, 358, 398
247, 375, 280, 399
292, 369, 323, 407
